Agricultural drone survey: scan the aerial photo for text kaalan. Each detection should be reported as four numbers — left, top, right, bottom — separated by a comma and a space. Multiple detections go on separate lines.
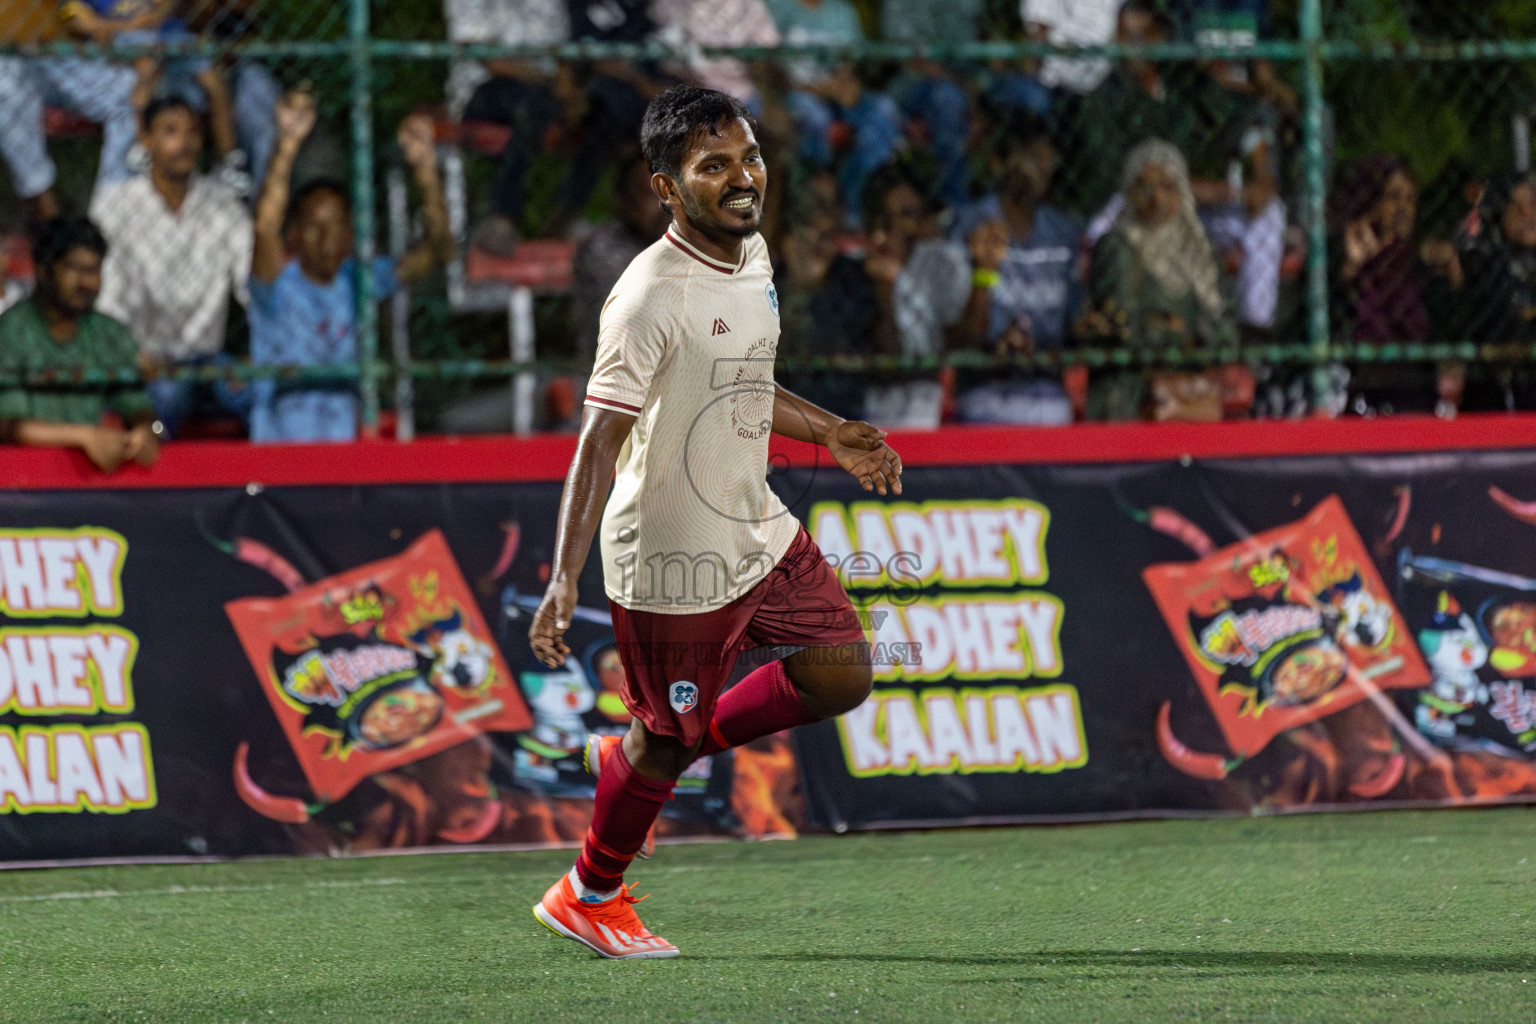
812, 499, 1088, 777
0, 528, 154, 815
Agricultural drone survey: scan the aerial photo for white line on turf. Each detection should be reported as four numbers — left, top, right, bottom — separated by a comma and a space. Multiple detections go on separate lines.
0, 877, 409, 904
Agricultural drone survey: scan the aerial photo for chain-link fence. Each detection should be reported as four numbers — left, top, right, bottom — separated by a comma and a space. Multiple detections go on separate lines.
2, 0, 1536, 439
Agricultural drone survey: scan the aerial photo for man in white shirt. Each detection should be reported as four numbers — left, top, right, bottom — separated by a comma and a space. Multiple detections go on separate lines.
1021, 0, 1123, 95
91, 96, 253, 436
527, 86, 901, 960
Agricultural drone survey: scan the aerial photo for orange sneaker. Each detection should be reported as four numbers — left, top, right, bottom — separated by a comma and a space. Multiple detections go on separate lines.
584, 734, 655, 859
533, 873, 679, 959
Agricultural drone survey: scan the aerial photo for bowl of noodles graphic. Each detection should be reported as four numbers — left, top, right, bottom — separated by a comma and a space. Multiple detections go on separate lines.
347, 677, 445, 750
1261, 637, 1349, 706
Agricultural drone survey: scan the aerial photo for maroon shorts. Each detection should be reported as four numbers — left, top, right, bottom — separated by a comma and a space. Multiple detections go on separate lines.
608, 525, 867, 745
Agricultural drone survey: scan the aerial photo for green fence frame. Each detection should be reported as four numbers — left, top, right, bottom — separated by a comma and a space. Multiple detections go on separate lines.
8, 0, 1533, 430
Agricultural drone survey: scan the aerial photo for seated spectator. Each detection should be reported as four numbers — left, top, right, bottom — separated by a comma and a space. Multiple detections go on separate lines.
0, 217, 161, 472
90, 96, 253, 437
1334, 154, 1461, 415
448, 0, 652, 250
767, 0, 905, 222
782, 163, 967, 427
248, 93, 453, 443
944, 119, 1082, 424
1083, 139, 1235, 421
572, 149, 671, 381
1066, 0, 1193, 214
0, 4, 141, 222
60, 1, 242, 168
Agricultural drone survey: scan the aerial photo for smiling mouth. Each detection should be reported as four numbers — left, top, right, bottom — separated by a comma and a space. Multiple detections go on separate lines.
723, 194, 757, 211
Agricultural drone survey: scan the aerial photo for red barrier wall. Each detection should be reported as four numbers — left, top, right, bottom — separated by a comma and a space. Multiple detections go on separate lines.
8, 414, 1536, 490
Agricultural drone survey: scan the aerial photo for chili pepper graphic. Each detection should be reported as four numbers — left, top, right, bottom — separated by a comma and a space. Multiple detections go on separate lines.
1347, 751, 1406, 798
233, 537, 305, 592
1489, 485, 1536, 526
1384, 486, 1411, 543
1155, 701, 1240, 780
232, 741, 320, 824
1148, 507, 1216, 556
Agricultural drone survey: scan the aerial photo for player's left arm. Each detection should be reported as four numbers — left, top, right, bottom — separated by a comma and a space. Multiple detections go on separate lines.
772, 384, 902, 496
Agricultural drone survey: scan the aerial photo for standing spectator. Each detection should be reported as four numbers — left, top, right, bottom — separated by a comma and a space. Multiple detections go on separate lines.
878, 0, 981, 208
446, 0, 572, 251
90, 97, 253, 437
650, 0, 782, 109
1459, 174, 1536, 345
766, 0, 905, 220
571, 150, 670, 375
248, 93, 454, 443
1084, 139, 1234, 420
0, 217, 161, 472
1334, 155, 1461, 414
0, 4, 141, 222
1066, 0, 1192, 214
944, 121, 1082, 424
60, 0, 240, 165
1021, 0, 1123, 96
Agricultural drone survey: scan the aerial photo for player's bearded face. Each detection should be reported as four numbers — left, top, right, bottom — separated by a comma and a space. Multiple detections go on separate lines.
673, 118, 767, 239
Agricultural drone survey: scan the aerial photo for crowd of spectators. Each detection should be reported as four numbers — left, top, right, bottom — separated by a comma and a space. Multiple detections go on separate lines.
0, 0, 1531, 467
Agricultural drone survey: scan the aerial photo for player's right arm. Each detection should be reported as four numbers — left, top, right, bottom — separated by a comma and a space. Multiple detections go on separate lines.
528, 409, 634, 669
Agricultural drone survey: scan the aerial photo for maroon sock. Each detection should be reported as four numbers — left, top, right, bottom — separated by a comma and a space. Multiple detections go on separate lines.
574, 741, 674, 891
695, 660, 818, 759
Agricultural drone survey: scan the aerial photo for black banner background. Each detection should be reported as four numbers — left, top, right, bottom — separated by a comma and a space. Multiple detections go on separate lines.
7, 449, 1536, 863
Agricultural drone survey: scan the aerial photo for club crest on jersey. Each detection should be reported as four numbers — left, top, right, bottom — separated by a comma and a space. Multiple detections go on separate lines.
669, 680, 699, 714
765, 281, 779, 317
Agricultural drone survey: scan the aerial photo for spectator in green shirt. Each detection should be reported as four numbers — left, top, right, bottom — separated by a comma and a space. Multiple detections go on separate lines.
0, 216, 161, 472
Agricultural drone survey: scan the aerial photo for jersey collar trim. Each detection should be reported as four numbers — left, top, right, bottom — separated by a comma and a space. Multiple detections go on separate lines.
665, 229, 744, 275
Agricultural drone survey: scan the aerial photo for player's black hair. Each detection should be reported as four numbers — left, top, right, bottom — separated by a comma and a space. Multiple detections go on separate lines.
141, 95, 199, 133
30, 215, 107, 273
284, 178, 351, 231
640, 85, 756, 179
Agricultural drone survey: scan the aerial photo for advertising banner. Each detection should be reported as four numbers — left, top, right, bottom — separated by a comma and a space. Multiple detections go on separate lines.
8, 444, 1536, 862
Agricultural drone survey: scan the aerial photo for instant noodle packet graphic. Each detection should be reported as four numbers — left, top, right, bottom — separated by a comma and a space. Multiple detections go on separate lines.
1143, 495, 1429, 756
227, 529, 532, 803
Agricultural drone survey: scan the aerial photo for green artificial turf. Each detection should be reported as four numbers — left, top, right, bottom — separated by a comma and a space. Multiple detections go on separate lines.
3, 808, 1536, 1023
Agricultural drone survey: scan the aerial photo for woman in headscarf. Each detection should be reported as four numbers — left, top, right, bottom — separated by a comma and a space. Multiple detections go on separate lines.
1083, 138, 1236, 420
1333, 155, 1461, 414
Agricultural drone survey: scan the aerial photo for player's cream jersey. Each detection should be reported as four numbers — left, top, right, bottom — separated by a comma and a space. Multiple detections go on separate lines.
584, 228, 799, 613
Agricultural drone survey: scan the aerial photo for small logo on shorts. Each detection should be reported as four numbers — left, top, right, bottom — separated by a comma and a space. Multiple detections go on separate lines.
669, 681, 699, 714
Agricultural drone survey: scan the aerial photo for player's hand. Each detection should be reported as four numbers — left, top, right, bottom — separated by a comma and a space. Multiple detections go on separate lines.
529, 575, 579, 668
829, 420, 902, 497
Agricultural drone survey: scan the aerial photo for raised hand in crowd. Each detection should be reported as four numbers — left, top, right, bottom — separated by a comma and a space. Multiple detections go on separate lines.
394, 113, 455, 286
949, 219, 1009, 352
252, 90, 317, 285
1421, 238, 1464, 291
1342, 217, 1383, 282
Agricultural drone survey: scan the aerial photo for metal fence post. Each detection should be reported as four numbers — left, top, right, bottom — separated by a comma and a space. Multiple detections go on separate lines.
349, 0, 379, 435
1300, 0, 1331, 408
